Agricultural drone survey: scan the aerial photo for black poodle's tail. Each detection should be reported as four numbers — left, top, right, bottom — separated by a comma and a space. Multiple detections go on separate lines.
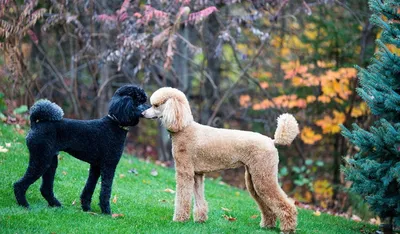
29, 99, 64, 124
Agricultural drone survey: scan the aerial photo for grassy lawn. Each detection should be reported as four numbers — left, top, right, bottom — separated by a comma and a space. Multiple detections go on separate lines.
0, 123, 377, 234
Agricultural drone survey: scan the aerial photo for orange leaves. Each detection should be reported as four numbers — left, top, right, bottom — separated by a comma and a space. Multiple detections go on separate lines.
252, 95, 307, 111
300, 127, 322, 145
252, 99, 274, 110
253, 94, 307, 110
282, 60, 308, 80
239, 95, 251, 107
315, 111, 346, 134
273, 95, 307, 109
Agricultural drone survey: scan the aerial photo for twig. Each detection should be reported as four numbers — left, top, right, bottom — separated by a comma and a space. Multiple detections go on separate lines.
207, 38, 269, 126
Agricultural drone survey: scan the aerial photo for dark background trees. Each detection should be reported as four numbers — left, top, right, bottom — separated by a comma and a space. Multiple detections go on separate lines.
1, 0, 382, 222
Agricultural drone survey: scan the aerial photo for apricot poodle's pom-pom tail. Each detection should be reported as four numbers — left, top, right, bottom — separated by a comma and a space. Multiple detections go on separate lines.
274, 113, 299, 145
30, 99, 64, 123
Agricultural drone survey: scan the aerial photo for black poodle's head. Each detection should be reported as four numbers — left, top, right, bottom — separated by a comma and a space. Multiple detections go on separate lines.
108, 85, 150, 126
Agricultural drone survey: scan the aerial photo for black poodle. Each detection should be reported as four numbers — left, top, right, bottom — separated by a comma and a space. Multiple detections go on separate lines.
13, 85, 149, 214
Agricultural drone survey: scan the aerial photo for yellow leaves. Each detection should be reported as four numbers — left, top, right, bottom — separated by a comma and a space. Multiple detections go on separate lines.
239, 95, 251, 107
315, 111, 346, 134
236, 44, 254, 56
313, 179, 333, 209
313, 210, 321, 216
349, 102, 369, 118
300, 127, 322, 145
112, 195, 118, 204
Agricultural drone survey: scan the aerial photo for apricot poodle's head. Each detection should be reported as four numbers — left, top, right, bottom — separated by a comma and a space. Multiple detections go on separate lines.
142, 87, 193, 132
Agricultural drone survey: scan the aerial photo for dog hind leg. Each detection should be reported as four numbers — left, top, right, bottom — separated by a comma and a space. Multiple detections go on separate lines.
245, 166, 276, 228
248, 160, 297, 233
193, 173, 208, 222
14, 150, 54, 208
80, 165, 100, 211
40, 155, 61, 207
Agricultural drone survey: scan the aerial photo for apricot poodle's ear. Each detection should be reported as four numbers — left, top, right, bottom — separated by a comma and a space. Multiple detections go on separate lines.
162, 97, 193, 132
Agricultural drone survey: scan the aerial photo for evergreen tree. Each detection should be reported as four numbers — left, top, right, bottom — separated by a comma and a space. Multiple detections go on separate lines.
341, 0, 400, 228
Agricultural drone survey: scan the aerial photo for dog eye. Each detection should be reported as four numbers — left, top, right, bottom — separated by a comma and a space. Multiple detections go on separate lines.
154, 104, 159, 108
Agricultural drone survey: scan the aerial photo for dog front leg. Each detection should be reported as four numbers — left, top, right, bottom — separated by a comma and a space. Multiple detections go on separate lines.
173, 169, 194, 222
193, 173, 208, 222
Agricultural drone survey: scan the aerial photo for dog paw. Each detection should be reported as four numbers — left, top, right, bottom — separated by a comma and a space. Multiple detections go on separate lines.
280, 230, 296, 234
260, 217, 276, 229
194, 211, 208, 223
101, 208, 112, 215
49, 200, 62, 207
173, 214, 190, 222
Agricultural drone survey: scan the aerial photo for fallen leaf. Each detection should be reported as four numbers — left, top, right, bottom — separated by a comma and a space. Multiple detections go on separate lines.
159, 199, 167, 203
369, 217, 381, 225
142, 180, 150, 184
222, 214, 237, 221
72, 199, 76, 206
221, 207, 231, 212
5, 142, 11, 147
351, 214, 361, 222
164, 188, 175, 194
0, 146, 8, 153
58, 155, 63, 160
112, 213, 124, 218
119, 174, 126, 178
219, 181, 226, 186
235, 192, 240, 197
313, 210, 321, 216
112, 195, 118, 204
250, 215, 258, 219
87, 212, 98, 215
62, 171, 67, 176
150, 168, 158, 177
128, 168, 138, 175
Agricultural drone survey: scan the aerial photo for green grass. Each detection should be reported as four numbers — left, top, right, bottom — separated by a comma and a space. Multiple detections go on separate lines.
0, 123, 377, 233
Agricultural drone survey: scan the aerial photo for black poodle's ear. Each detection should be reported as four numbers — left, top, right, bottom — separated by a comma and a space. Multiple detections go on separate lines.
108, 95, 137, 126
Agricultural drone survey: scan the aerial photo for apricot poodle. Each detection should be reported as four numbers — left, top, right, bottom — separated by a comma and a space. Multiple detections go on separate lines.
142, 87, 300, 233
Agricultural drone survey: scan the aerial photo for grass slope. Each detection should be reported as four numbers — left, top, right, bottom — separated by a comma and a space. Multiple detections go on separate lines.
0, 123, 376, 234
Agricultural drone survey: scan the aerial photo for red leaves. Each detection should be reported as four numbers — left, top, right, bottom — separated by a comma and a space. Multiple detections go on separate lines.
27, 29, 38, 45
95, 0, 130, 23
188, 6, 218, 24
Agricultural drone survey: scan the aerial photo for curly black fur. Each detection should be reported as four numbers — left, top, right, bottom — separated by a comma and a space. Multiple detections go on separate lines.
13, 85, 149, 214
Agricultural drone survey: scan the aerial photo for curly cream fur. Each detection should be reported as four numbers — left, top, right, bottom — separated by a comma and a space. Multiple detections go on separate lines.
143, 87, 299, 233
274, 113, 300, 145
